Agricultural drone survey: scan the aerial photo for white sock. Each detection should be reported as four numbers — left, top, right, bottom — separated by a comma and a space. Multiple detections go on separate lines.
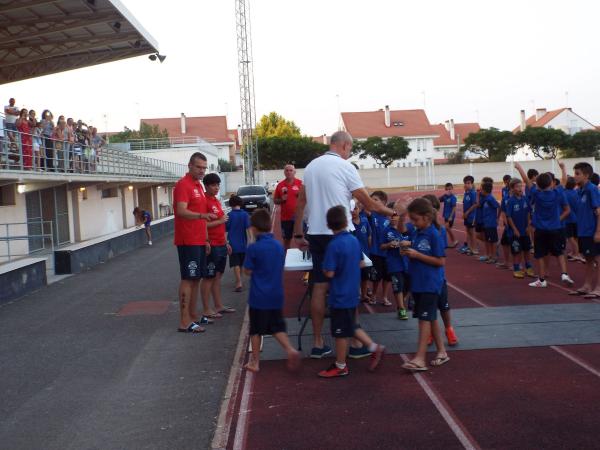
335, 361, 346, 370
368, 343, 378, 352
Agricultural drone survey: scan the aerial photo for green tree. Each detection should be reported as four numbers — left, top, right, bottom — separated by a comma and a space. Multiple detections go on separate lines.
352, 136, 411, 168
218, 158, 237, 172
256, 112, 301, 138
256, 136, 326, 169
562, 130, 600, 158
462, 128, 517, 162
516, 126, 570, 159
109, 122, 169, 146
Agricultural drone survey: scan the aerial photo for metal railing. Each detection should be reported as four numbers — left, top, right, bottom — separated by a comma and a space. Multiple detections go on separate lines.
127, 135, 218, 151
0, 220, 54, 263
0, 127, 186, 180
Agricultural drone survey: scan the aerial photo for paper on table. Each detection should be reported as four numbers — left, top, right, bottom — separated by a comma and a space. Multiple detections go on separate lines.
284, 248, 372, 272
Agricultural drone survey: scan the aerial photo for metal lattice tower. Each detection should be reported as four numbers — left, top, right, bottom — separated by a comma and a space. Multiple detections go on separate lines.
235, 0, 258, 185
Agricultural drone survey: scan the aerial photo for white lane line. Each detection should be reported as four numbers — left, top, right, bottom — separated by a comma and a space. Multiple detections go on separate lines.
232, 370, 255, 450
550, 345, 600, 378
400, 354, 481, 450
211, 311, 251, 449
446, 281, 490, 307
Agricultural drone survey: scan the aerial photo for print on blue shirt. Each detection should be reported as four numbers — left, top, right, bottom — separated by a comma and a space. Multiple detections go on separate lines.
482, 194, 500, 228
506, 195, 529, 236
352, 215, 371, 256
463, 188, 477, 223
383, 226, 411, 273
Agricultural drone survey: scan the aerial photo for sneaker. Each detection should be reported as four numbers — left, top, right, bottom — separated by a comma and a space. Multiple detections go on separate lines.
446, 327, 459, 346
465, 249, 473, 256
561, 273, 574, 286
368, 345, 385, 372
397, 308, 408, 320
310, 345, 333, 359
479, 256, 489, 262
529, 279, 548, 288
458, 245, 468, 254
486, 258, 497, 264
513, 270, 525, 279
526, 267, 535, 278
148, 241, 153, 246
318, 363, 349, 378
348, 346, 372, 359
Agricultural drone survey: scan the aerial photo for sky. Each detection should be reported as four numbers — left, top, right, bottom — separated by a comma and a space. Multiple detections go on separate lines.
2, 0, 600, 137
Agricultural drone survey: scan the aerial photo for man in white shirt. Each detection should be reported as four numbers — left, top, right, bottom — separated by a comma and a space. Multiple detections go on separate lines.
4, 98, 19, 144
293, 131, 395, 358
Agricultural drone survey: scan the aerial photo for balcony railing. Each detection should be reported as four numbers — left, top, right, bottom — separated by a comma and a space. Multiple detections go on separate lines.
0, 127, 186, 180
127, 135, 219, 151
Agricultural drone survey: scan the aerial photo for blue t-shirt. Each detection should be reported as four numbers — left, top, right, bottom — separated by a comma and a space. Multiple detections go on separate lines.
531, 189, 567, 231
226, 209, 251, 253
482, 194, 499, 228
576, 182, 600, 237
564, 189, 578, 224
440, 194, 457, 220
369, 212, 390, 257
505, 195, 530, 236
475, 192, 485, 225
383, 226, 411, 273
352, 215, 371, 256
141, 210, 151, 224
408, 224, 445, 294
463, 188, 477, 223
323, 232, 362, 308
526, 183, 538, 207
243, 233, 284, 309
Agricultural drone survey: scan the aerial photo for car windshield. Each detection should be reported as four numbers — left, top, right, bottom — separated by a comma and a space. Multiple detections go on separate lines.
237, 186, 265, 196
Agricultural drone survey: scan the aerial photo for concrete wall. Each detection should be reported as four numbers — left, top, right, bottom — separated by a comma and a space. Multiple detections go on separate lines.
0, 259, 47, 303
76, 187, 124, 241
0, 188, 29, 263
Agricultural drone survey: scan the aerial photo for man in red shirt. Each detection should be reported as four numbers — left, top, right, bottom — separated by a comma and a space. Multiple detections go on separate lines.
201, 173, 236, 319
173, 153, 217, 333
273, 164, 303, 250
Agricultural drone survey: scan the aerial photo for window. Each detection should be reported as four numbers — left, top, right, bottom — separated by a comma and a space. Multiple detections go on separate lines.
0, 184, 16, 206
101, 188, 118, 199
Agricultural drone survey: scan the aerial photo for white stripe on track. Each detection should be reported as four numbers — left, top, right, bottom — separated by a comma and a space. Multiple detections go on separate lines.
550, 346, 600, 378
445, 281, 490, 307
232, 370, 255, 450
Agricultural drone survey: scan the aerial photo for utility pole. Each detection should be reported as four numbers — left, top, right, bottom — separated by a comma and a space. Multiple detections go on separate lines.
235, 0, 258, 185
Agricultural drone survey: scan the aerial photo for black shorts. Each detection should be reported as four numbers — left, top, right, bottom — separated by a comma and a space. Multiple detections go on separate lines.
484, 227, 498, 243
280, 220, 295, 240
205, 245, 227, 278
330, 307, 360, 338
249, 307, 286, 336
308, 234, 334, 284
229, 252, 245, 268
464, 217, 475, 229
389, 272, 406, 294
510, 235, 532, 255
370, 254, 390, 282
565, 222, 577, 239
500, 229, 510, 246
412, 292, 439, 322
437, 281, 449, 312
360, 266, 370, 281
445, 218, 454, 228
177, 245, 206, 280
534, 229, 565, 259
475, 223, 484, 233
578, 237, 600, 259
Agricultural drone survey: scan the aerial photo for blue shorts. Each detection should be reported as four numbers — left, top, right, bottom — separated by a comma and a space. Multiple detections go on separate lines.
464, 217, 475, 229
412, 292, 438, 322
206, 245, 227, 278
437, 281, 449, 312
177, 245, 206, 280
308, 234, 334, 284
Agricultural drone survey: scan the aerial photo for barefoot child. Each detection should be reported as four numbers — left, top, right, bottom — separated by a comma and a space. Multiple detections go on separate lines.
401, 198, 449, 371
318, 205, 385, 378
226, 195, 251, 292
243, 209, 300, 373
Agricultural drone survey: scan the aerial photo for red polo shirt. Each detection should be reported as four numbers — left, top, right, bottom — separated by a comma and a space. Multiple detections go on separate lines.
173, 173, 208, 245
206, 195, 226, 246
274, 178, 302, 221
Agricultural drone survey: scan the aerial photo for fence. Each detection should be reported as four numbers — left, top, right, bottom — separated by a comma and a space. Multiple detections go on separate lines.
0, 220, 54, 264
127, 136, 218, 151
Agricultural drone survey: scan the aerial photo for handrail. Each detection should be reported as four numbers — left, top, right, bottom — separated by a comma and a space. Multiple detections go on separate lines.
0, 220, 54, 262
127, 135, 220, 151
1, 127, 186, 179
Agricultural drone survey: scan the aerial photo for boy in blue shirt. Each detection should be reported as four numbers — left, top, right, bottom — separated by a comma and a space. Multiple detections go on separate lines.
497, 175, 513, 269
226, 195, 251, 292
243, 209, 300, 373
505, 178, 533, 278
480, 182, 500, 263
460, 175, 478, 255
351, 200, 372, 303
516, 163, 573, 288
571, 162, 600, 297
473, 177, 494, 255
368, 191, 392, 306
319, 205, 385, 378
440, 182, 459, 248
133, 206, 152, 245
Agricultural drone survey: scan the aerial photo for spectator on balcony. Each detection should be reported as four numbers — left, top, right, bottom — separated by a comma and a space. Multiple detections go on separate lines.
66, 118, 75, 172
4, 98, 19, 143
27, 109, 37, 128
16, 109, 33, 170
32, 121, 43, 171
91, 127, 103, 172
53, 117, 67, 171
41, 110, 55, 171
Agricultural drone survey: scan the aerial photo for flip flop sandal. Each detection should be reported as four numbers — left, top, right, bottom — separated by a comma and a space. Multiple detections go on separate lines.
583, 293, 600, 299
382, 299, 393, 307
430, 356, 450, 366
205, 312, 223, 319
219, 306, 236, 314
367, 299, 377, 305
402, 361, 428, 372
195, 316, 214, 325
177, 323, 205, 333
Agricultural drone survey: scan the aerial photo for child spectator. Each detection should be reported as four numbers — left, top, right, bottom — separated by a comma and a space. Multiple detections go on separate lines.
381, 201, 410, 320
505, 178, 534, 278
319, 205, 385, 378
497, 175, 513, 269
461, 175, 478, 255
480, 181, 499, 263
368, 191, 392, 306
243, 209, 300, 373
351, 200, 372, 303
227, 195, 251, 292
201, 173, 236, 320
570, 162, 600, 298
401, 198, 449, 371
516, 163, 573, 288
563, 176, 582, 262
440, 182, 459, 248
133, 206, 153, 245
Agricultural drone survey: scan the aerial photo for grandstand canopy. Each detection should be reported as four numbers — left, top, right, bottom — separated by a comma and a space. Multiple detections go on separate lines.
0, 0, 159, 84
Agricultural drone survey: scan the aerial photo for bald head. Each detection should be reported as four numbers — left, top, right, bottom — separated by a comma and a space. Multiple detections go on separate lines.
283, 164, 296, 181
329, 131, 353, 159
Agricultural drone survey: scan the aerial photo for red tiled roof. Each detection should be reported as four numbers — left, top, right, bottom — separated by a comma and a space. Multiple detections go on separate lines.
141, 116, 233, 142
512, 108, 568, 133
341, 109, 437, 138
433, 122, 480, 146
